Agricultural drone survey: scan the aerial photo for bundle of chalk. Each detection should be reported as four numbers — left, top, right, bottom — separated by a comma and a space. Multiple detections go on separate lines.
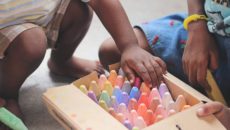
78, 70, 190, 130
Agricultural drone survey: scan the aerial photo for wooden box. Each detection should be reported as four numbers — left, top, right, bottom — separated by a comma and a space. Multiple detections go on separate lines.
42, 71, 226, 130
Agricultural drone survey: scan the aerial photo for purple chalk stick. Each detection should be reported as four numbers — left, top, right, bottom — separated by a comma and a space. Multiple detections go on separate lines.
124, 120, 132, 130
88, 91, 98, 103
121, 92, 130, 106
159, 83, 169, 98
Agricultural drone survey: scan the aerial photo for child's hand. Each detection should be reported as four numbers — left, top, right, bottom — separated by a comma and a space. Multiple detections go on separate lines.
120, 45, 166, 87
88, 0, 165, 86
182, 21, 219, 91
197, 102, 230, 129
87, 0, 167, 86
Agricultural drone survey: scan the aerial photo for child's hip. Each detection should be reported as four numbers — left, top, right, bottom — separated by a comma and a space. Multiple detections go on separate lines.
0, 0, 71, 59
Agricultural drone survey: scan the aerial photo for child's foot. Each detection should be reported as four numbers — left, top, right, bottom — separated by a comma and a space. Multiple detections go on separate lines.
0, 99, 24, 130
48, 57, 105, 78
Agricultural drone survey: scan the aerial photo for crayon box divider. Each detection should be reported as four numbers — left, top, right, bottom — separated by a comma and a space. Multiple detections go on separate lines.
42, 65, 226, 130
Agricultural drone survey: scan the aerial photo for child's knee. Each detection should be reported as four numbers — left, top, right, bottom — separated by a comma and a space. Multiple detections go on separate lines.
11, 28, 47, 63
99, 38, 121, 68
99, 38, 115, 59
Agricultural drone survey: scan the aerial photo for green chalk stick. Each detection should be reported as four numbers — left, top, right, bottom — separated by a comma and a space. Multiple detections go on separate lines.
132, 127, 139, 130
0, 107, 28, 130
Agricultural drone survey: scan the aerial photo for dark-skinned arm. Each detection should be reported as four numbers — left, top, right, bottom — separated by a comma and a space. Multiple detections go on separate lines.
87, 0, 166, 86
182, 0, 218, 91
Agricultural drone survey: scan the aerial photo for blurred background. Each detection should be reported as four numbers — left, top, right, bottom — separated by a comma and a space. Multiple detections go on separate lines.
19, 0, 187, 129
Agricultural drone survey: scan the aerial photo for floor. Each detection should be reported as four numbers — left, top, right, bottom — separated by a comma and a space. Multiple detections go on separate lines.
19, 0, 187, 129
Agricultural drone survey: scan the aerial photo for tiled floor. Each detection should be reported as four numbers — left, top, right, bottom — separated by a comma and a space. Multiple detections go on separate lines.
19, 0, 187, 129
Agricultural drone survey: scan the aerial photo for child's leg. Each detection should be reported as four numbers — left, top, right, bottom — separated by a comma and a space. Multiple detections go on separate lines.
99, 28, 152, 69
0, 28, 47, 121
48, 0, 104, 78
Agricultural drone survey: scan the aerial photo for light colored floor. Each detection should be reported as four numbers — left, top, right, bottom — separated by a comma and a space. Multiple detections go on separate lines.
19, 0, 187, 129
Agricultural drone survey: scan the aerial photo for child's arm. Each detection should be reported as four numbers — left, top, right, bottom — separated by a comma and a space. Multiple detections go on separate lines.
187, 0, 205, 15
197, 102, 230, 130
87, 0, 166, 86
183, 0, 218, 91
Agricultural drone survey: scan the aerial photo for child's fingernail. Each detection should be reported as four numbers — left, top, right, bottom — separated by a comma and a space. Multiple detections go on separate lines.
149, 84, 153, 88
197, 108, 204, 116
130, 79, 134, 84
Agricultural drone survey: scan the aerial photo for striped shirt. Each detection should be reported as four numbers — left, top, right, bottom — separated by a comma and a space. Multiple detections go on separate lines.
0, 0, 62, 29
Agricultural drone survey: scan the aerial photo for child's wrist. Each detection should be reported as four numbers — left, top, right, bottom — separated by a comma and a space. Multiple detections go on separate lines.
183, 14, 208, 30
187, 20, 208, 32
119, 42, 139, 54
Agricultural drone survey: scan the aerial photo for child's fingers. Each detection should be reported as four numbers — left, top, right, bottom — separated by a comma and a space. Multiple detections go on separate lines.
188, 64, 197, 86
197, 67, 211, 92
144, 61, 159, 87
197, 102, 230, 129
135, 63, 151, 84
197, 102, 224, 117
122, 64, 135, 84
209, 50, 219, 71
150, 60, 164, 85
153, 57, 167, 74
182, 54, 189, 76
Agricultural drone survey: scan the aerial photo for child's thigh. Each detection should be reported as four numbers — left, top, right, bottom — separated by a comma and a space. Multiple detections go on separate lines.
0, 23, 47, 61
59, 0, 93, 32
